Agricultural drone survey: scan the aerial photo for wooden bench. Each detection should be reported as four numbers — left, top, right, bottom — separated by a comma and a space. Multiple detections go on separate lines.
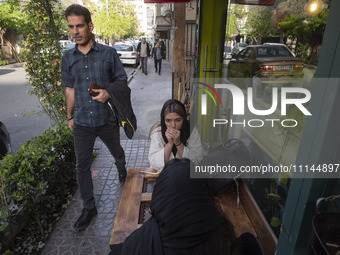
110, 168, 277, 255
110, 168, 156, 247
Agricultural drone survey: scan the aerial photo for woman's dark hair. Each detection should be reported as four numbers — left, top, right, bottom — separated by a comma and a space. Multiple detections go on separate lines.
160, 99, 191, 156
65, 4, 92, 24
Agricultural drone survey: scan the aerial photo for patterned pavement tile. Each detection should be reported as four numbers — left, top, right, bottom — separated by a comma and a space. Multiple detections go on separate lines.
77, 237, 111, 255
42, 139, 150, 255
42, 237, 84, 255
98, 167, 118, 180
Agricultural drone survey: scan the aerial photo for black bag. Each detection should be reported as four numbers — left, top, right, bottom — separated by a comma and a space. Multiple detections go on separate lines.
310, 212, 340, 255
309, 197, 340, 255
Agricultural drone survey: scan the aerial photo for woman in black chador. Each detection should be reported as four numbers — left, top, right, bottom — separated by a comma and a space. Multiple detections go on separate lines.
110, 158, 243, 255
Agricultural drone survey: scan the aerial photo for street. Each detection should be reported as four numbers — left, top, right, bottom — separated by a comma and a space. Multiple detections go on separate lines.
0, 64, 135, 152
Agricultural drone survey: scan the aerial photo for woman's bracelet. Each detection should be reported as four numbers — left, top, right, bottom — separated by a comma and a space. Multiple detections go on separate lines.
67, 116, 73, 121
175, 141, 182, 146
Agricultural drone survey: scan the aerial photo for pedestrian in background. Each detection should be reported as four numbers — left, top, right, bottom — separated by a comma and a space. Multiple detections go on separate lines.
151, 42, 164, 75
62, 4, 127, 232
137, 37, 150, 75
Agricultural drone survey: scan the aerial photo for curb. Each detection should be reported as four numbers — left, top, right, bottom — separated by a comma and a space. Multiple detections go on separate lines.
127, 65, 141, 85
0, 62, 25, 69
1, 62, 143, 85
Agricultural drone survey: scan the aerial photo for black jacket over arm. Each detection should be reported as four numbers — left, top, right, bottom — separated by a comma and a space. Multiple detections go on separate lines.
105, 80, 137, 139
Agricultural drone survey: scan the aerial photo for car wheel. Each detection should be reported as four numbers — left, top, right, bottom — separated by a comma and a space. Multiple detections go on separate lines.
0, 142, 7, 160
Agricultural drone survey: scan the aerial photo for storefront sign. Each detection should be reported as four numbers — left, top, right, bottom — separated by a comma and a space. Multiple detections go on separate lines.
230, 0, 275, 5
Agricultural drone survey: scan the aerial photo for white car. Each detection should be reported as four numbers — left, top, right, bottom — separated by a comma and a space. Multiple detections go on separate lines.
224, 46, 232, 60
61, 43, 76, 55
231, 43, 248, 58
59, 40, 72, 48
40, 40, 73, 55
113, 43, 140, 68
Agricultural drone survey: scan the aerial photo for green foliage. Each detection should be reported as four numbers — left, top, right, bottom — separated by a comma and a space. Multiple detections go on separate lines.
0, 124, 76, 253
278, 9, 328, 63
226, 5, 247, 40
21, 0, 67, 124
0, 52, 9, 65
0, 60, 9, 66
245, 7, 279, 44
270, 216, 281, 227
239, 2, 328, 64
0, 2, 29, 35
0, 1, 29, 63
84, 0, 140, 39
275, 0, 305, 17
277, 14, 305, 40
296, 42, 309, 62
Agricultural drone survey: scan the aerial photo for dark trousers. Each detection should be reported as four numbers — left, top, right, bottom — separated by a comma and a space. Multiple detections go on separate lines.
154, 58, 162, 74
141, 57, 148, 73
73, 122, 125, 209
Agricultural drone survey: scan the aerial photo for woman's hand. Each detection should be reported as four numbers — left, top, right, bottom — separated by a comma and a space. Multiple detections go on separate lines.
165, 129, 174, 145
166, 128, 181, 145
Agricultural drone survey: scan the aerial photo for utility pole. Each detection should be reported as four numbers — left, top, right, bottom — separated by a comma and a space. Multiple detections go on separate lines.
173, 2, 186, 100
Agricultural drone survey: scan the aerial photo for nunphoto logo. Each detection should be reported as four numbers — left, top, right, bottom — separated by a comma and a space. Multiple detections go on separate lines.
196, 82, 312, 129
198, 82, 223, 115
190, 78, 318, 179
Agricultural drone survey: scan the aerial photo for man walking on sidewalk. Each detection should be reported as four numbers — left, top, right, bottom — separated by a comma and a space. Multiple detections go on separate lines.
137, 37, 150, 75
62, 4, 127, 232
151, 42, 164, 75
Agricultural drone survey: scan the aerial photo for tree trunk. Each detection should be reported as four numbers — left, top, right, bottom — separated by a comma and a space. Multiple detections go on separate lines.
4, 34, 21, 63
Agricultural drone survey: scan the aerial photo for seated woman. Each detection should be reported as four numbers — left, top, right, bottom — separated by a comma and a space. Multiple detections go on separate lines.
109, 158, 242, 255
148, 99, 203, 172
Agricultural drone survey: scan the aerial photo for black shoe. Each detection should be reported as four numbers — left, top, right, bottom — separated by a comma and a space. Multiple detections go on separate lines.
145, 72, 148, 75
159, 73, 161, 75
74, 207, 97, 231
155, 69, 157, 73
118, 167, 127, 182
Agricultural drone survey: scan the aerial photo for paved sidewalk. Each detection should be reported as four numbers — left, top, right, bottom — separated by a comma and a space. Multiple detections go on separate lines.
42, 59, 172, 255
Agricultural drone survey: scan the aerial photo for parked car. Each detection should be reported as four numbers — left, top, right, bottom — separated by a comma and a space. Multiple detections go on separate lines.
0, 122, 12, 160
113, 43, 140, 68
59, 40, 72, 48
132, 40, 139, 48
61, 42, 76, 55
224, 46, 232, 60
42, 41, 75, 58
231, 42, 248, 58
228, 45, 304, 90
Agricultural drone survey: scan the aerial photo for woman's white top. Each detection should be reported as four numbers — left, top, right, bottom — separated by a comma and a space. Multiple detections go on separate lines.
148, 126, 203, 172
